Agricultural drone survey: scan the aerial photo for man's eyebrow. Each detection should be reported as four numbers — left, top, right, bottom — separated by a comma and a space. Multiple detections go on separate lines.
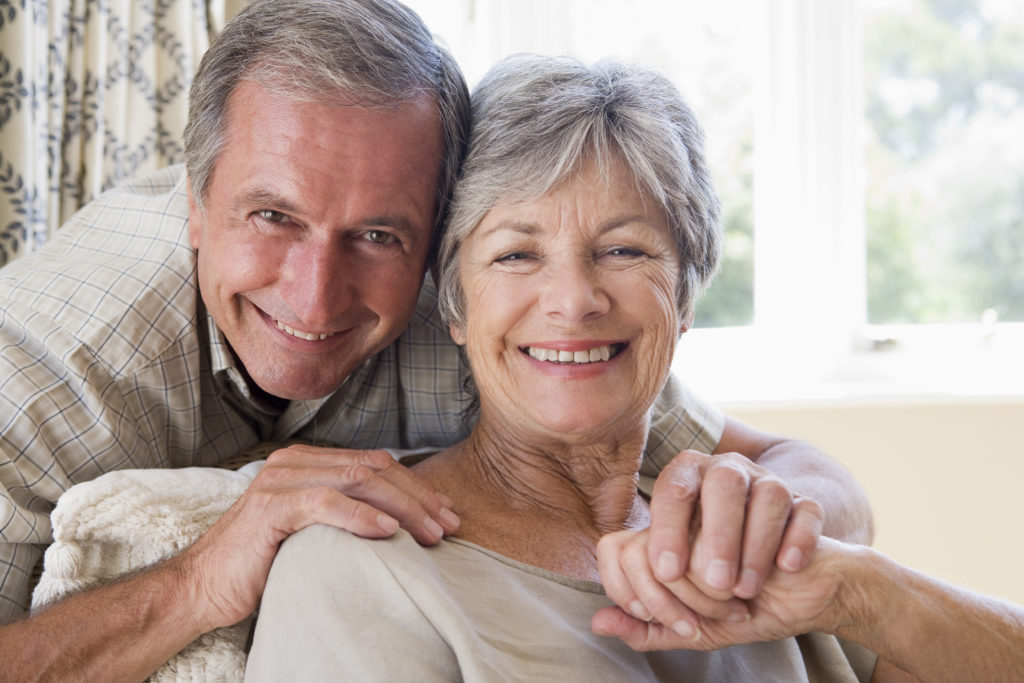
234, 188, 419, 237
236, 187, 301, 216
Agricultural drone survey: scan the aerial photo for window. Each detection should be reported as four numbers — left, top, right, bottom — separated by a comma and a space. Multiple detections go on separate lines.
864, 0, 1024, 325
407, 0, 1024, 401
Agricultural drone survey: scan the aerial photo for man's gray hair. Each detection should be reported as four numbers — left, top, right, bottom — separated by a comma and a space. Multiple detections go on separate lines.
183, 0, 469, 239
437, 54, 721, 328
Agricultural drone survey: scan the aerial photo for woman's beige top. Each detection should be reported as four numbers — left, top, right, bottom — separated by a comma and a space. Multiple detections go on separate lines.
245, 525, 876, 682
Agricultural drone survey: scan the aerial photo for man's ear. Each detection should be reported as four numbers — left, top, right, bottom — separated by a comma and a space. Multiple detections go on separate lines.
186, 177, 202, 249
449, 323, 466, 346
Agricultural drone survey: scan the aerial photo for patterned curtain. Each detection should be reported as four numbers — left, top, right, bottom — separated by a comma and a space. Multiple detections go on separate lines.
0, 0, 245, 267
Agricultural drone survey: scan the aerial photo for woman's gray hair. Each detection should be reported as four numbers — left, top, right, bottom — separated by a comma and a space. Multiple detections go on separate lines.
183, 0, 469, 238
437, 54, 722, 328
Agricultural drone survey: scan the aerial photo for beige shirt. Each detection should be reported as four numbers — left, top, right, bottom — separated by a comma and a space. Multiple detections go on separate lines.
246, 525, 876, 682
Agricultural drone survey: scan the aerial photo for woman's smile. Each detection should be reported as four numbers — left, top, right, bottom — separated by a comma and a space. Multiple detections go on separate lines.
523, 342, 627, 364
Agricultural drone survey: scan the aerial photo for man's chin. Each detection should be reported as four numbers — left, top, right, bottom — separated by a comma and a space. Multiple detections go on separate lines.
245, 365, 352, 403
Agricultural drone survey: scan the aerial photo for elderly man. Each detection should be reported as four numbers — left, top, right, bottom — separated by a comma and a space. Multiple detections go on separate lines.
0, 0, 871, 679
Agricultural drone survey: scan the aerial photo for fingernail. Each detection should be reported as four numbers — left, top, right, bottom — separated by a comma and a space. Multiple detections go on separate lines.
629, 600, 652, 622
439, 507, 460, 530
706, 559, 733, 590
424, 517, 444, 539
736, 568, 760, 597
672, 620, 701, 642
377, 514, 399, 533
781, 547, 803, 571
656, 551, 681, 580
728, 609, 751, 622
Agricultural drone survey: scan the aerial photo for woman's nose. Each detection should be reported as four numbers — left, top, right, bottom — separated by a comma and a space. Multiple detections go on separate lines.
539, 258, 610, 322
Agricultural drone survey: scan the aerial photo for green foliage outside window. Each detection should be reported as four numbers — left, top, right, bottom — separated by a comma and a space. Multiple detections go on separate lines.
865, 0, 1024, 323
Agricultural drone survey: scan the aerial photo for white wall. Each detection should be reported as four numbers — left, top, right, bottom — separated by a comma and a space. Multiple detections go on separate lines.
726, 397, 1024, 605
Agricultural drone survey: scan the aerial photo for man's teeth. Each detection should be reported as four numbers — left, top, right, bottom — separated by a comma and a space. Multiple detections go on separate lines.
275, 320, 332, 341
526, 345, 619, 364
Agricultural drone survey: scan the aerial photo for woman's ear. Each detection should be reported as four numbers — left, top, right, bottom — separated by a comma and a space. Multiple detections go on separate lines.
678, 311, 694, 337
449, 323, 467, 345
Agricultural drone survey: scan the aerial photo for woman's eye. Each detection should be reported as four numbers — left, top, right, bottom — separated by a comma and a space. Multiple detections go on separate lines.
605, 246, 647, 258
364, 230, 396, 245
495, 251, 530, 263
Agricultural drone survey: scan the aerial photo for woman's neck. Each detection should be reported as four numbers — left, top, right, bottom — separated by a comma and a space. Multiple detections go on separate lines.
413, 415, 651, 581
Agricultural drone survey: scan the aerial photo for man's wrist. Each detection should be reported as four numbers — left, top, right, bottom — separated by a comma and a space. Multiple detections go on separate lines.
827, 542, 900, 647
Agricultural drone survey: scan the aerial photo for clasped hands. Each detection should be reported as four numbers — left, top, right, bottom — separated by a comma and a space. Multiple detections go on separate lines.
593, 449, 832, 650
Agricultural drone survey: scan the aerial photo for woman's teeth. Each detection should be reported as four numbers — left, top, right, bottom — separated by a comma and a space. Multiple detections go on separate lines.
276, 320, 333, 341
526, 344, 621, 364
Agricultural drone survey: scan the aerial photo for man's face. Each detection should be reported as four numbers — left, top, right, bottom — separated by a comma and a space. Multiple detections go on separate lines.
188, 80, 443, 400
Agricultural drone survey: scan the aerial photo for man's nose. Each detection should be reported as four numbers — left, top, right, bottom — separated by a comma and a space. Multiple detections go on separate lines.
281, 241, 352, 328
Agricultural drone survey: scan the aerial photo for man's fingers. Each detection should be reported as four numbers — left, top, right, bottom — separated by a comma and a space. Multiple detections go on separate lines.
733, 475, 792, 598
691, 457, 750, 592
776, 497, 824, 572
647, 451, 704, 582
259, 447, 459, 541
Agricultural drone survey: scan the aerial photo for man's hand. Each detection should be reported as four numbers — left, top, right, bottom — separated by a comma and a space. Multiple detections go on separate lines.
594, 532, 846, 651
176, 444, 460, 630
595, 447, 824, 640
648, 449, 824, 597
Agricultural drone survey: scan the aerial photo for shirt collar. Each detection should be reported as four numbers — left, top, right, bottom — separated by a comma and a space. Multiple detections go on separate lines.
201, 306, 331, 439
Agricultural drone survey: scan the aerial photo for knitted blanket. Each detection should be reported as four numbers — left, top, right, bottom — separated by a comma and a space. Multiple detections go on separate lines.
32, 462, 264, 682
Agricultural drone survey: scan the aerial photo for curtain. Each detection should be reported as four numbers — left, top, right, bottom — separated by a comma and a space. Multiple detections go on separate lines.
0, 0, 245, 267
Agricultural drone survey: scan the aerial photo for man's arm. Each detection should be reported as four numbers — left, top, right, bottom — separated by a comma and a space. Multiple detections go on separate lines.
2, 559, 204, 682
836, 544, 1024, 683
717, 415, 874, 544
0, 446, 459, 682
596, 535, 1024, 682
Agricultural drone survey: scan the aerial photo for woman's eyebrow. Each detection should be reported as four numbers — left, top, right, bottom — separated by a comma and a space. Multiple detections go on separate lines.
475, 220, 539, 240
597, 214, 658, 234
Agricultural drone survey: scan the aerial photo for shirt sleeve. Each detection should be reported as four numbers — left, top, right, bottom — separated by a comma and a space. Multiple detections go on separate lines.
0, 304, 144, 618
640, 372, 726, 477
245, 525, 459, 682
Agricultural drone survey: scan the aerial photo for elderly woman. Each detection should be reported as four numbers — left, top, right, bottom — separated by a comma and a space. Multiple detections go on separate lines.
244, 55, 1024, 682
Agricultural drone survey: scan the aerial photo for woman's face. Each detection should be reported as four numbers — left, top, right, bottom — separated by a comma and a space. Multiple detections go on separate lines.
452, 156, 683, 442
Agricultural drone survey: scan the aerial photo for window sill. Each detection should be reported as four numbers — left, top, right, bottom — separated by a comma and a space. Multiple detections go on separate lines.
672, 323, 1024, 408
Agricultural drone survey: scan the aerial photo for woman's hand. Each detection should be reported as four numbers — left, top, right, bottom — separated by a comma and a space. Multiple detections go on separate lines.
594, 530, 848, 651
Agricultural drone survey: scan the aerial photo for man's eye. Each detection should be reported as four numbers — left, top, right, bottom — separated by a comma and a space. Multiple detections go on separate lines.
257, 210, 287, 222
364, 230, 396, 245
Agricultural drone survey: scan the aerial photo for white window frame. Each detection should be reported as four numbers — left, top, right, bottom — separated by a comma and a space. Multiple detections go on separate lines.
407, 0, 1024, 404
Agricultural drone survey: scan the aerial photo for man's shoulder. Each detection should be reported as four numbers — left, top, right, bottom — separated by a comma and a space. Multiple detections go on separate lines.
407, 273, 448, 338
0, 165, 199, 375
